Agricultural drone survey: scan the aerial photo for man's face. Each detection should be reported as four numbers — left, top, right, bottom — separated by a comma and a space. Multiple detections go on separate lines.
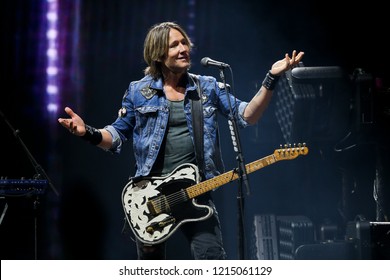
163, 28, 190, 74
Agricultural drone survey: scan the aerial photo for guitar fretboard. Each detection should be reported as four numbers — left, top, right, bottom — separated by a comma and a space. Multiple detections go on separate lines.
186, 154, 276, 199
185, 145, 308, 199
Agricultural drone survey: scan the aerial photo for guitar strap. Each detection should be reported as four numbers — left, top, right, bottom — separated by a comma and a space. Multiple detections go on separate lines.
190, 74, 205, 180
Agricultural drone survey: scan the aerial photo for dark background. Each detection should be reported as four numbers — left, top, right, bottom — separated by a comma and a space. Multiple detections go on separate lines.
1, 0, 389, 260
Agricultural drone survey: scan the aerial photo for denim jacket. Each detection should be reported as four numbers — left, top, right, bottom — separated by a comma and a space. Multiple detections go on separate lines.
105, 73, 250, 180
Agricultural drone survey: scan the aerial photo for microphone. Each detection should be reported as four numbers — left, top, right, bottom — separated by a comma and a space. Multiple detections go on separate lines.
200, 57, 230, 68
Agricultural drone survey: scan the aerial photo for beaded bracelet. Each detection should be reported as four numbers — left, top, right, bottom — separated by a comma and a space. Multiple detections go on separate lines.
262, 71, 280, 91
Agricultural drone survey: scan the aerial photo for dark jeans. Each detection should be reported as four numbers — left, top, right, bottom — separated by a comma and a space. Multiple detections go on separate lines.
136, 194, 227, 260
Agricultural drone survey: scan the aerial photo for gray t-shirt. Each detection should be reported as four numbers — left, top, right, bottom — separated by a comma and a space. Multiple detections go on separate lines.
151, 100, 196, 176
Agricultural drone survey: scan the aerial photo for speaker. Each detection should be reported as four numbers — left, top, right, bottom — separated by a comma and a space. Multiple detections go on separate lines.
249, 214, 279, 259
277, 215, 315, 260
250, 215, 316, 260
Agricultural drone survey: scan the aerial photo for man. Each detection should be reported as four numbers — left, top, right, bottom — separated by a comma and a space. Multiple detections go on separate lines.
58, 21, 304, 259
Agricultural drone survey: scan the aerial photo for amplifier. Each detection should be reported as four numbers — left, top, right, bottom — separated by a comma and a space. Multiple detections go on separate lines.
346, 220, 390, 259
294, 240, 357, 260
274, 66, 352, 144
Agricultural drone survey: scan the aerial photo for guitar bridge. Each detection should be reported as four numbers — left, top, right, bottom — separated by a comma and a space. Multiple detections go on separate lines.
146, 216, 176, 234
147, 195, 170, 215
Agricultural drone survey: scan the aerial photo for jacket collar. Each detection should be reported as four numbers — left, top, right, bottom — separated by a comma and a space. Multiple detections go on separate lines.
140, 73, 196, 99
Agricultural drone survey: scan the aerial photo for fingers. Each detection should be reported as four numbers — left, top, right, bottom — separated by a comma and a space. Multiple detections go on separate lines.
271, 50, 305, 75
291, 50, 304, 61
58, 107, 77, 133
57, 117, 71, 129
58, 118, 78, 134
292, 50, 297, 60
289, 50, 304, 67
296, 51, 305, 61
64, 106, 75, 117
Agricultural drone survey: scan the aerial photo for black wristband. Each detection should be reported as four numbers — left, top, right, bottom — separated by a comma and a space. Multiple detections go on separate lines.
81, 124, 103, 145
262, 71, 280, 90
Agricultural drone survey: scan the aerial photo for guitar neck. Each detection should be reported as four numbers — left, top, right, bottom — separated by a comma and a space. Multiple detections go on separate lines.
186, 154, 277, 199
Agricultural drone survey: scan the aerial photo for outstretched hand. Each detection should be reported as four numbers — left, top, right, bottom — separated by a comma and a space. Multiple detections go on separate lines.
58, 107, 86, 136
270, 50, 304, 76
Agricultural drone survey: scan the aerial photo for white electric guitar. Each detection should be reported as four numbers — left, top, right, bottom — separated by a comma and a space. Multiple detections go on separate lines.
122, 144, 308, 245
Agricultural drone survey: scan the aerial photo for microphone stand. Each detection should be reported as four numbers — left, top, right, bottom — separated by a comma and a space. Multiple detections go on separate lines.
0, 109, 59, 197
218, 67, 250, 260
0, 109, 59, 259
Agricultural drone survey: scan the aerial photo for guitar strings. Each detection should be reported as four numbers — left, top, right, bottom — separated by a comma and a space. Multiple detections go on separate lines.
149, 179, 214, 213
148, 176, 220, 213
150, 187, 188, 213
150, 170, 238, 213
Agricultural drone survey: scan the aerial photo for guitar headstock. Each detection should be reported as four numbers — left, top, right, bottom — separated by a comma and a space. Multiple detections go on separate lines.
273, 143, 309, 161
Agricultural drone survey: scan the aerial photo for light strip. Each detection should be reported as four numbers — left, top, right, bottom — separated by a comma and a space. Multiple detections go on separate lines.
46, 0, 59, 115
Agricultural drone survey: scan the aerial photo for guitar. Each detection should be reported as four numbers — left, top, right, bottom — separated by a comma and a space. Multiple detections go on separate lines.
122, 144, 308, 245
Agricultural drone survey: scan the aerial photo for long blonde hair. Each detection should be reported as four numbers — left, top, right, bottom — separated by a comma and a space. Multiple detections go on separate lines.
143, 22, 193, 79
